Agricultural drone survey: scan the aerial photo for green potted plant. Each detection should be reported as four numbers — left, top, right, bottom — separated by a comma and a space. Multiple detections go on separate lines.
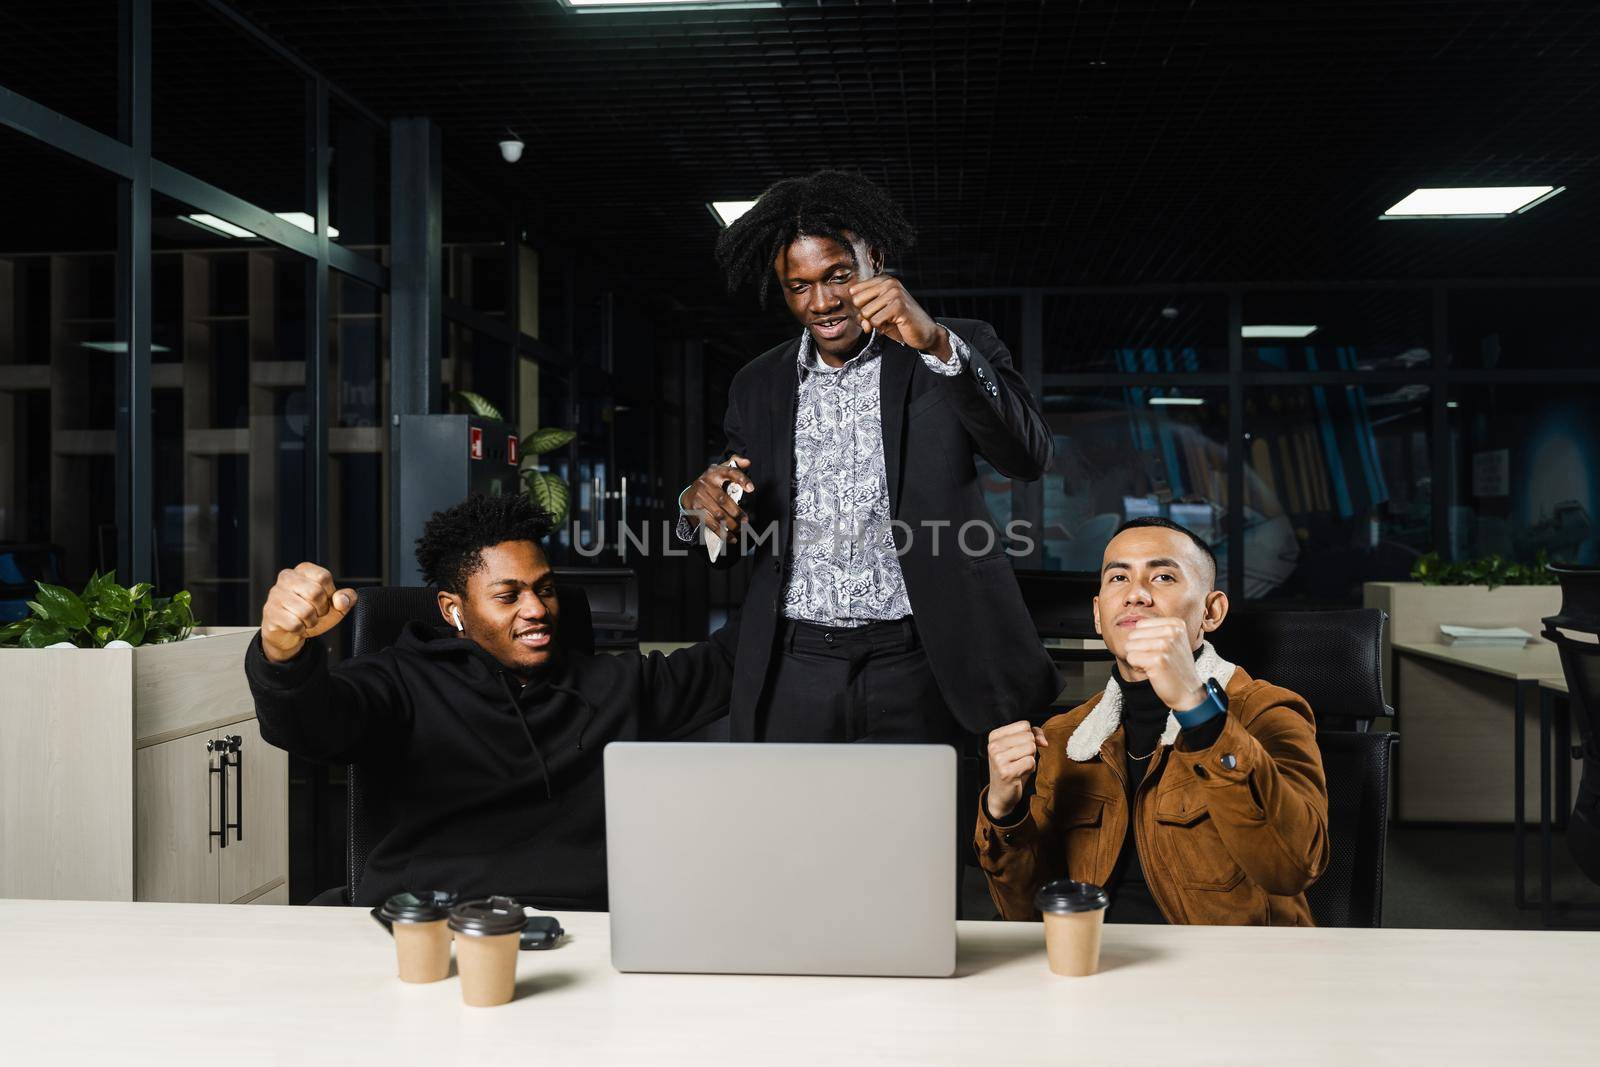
1363, 551, 1563, 702
0, 572, 197, 649
451, 390, 576, 526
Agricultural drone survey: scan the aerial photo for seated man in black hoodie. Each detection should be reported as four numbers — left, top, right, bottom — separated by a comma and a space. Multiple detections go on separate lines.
244, 492, 734, 910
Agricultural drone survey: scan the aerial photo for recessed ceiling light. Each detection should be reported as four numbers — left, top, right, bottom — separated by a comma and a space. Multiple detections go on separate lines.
1148, 396, 1206, 407
182, 213, 255, 239
561, 0, 779, 10
708, 200, 758, 228
274, 212, 341, 239
1242, 325, 1319, 339
1380, 186, 1564, 220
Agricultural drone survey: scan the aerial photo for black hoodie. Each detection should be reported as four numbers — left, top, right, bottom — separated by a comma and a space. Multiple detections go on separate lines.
244, 622, 736, 909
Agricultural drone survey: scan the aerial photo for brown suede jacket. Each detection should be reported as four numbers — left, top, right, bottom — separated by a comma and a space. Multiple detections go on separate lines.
975, 653, 1330, 926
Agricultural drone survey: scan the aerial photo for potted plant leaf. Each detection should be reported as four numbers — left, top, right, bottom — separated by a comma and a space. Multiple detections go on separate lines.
450, 390, 576, 526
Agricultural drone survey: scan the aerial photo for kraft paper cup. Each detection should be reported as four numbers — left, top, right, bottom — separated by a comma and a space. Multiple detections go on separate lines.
1034, 880, 1110, 977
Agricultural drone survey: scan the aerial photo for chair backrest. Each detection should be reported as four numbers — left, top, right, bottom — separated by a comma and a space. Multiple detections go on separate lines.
1542, 567, 1600, 887
1207, 608, 1390, 730
1014, 569, 1103, 639
344, 583, 595, 901
1307, 730, 1396, 928
1545, 562, 1600, 750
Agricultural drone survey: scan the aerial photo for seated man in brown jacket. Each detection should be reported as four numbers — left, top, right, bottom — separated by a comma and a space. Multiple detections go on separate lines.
976, 517, 1330, 926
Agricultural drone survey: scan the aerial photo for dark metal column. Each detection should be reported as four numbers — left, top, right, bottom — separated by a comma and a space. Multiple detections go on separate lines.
682, 338, 708, 635
1226, 290, 1244, 600
1430, 285, 1451, 557
116, 0, 154, 584
388, 117, 444, 554
308, 78, 331, 566
1015, 291, 1045, 568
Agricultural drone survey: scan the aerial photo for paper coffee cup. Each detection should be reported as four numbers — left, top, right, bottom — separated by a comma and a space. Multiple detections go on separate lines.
379, 890, 457, 983
1034, 880, 1110, 977
449, 897, 527, 1007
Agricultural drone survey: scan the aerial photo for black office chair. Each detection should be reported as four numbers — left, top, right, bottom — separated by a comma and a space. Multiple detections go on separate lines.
333, 582, 595, 904
1015, 569, 1114, 658
1543, 564, 1600, 888
1207, 608, 1394, 926
1208, 607, 1392, 731
1307, 730, 1397, 927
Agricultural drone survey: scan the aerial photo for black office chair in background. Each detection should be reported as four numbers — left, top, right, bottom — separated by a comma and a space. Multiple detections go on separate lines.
1543, 563, 1600, 890
324, 581, 596, 905
1014, 568, 1115, 672
1208, 607, 1391, 731
1305, 730, 1398, 927
1205, 607, 1397, 926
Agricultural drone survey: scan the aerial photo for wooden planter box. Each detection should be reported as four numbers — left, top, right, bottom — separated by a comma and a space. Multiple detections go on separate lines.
1363, 581, 1563, 705
0, 626, 287, 904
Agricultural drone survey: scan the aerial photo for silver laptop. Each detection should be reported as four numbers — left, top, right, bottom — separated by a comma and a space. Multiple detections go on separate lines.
604, 742, 957, 978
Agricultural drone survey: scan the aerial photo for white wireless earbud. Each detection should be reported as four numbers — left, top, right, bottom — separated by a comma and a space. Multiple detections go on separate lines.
451, 607, 465, 632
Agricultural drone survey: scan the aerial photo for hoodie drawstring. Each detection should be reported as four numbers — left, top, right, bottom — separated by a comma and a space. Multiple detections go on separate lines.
497, 670, 598, 800
499, 672, 555, 800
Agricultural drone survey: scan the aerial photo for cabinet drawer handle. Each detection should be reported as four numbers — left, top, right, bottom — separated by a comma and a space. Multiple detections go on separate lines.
207, 739, 227, 851
229, 735, 244, 845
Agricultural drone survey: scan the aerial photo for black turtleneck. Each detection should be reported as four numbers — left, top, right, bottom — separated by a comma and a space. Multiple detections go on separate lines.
1104, 662, 1227, 923
1103, 675, 1174, 923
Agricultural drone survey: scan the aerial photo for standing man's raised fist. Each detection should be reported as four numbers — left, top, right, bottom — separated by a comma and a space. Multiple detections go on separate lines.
260, 562, 358, 664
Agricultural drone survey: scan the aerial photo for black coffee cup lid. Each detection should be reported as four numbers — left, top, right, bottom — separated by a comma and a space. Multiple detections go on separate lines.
448, 896, 527, 937
1034, 879, 1110, 914
379, 889, 457, 923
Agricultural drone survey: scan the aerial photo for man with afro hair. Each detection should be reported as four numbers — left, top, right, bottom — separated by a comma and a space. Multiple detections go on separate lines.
678, 169, 1058, 749
245, 492, 735, 910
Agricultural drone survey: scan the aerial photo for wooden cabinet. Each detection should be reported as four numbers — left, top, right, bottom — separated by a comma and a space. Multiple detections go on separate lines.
218, 719, 288, 905
135, 717, 287, 905
1, 628, 287, 904
135, 733, 220, 904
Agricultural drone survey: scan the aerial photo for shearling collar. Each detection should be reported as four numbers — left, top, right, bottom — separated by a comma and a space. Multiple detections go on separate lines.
1064, 640, 1238, 762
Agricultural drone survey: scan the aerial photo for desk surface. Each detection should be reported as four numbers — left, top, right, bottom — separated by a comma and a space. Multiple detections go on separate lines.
1, 900, 1593, 1066
1392, 638, 1564, 682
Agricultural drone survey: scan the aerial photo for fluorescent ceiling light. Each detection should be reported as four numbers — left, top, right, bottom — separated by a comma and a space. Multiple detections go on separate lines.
708, 200, 758, 228
1242, 324, 1319, 339
1380, 186, 1564, 219
562, 0, 779, 9
1148, 396, 1205, 407
183, 213, 255, 239
181, 212, 340, 240
80, 342, 171, 354
274, 211, 340, 239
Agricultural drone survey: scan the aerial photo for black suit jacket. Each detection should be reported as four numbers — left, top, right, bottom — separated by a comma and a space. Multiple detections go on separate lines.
707, 317, 1061, 740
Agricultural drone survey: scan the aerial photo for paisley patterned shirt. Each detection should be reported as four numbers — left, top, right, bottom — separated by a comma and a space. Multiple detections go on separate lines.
780, 327, 968, 625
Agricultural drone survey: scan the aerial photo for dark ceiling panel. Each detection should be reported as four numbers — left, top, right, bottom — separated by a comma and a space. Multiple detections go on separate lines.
11, 1, 1600, 356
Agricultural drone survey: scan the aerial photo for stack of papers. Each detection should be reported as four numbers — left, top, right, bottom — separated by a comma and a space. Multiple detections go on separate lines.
1439, 625, 1534, 648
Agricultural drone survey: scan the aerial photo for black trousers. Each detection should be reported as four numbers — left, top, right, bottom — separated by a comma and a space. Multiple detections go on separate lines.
759, 617, 977, 915
758, 617, 962, 744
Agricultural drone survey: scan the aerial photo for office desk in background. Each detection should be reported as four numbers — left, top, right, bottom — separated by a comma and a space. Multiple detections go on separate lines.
0, 900, 1593, 1065
1391, 640, 1576, 823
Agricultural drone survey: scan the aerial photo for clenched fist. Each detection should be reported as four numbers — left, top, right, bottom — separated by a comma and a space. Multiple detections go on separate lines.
986, 720, 1049, 820
260, 562, 358, 664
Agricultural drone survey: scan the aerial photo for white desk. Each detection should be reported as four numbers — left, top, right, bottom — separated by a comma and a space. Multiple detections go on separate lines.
1, 900, 1594, 1066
